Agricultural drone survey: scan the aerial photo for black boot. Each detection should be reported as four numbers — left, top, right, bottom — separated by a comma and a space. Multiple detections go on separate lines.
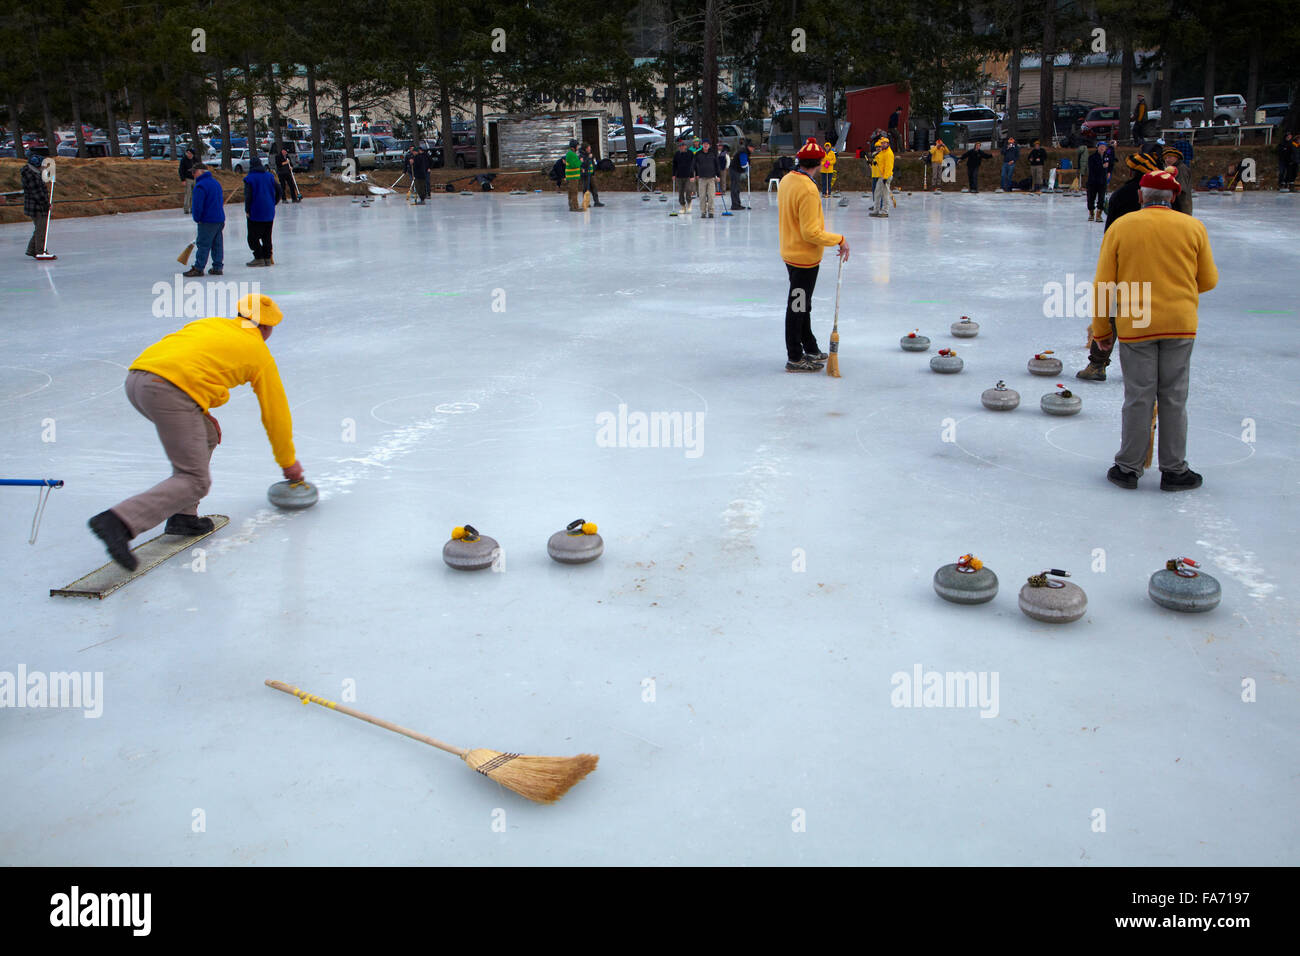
165, 513, 215, 536
1160, 469, 1203, 492
89, 510, 138, 571
1106, 465, 1139, 490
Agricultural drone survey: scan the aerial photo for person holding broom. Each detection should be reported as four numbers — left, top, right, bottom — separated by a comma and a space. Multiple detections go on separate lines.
275, 147, 301, 203
1092, 169, 1217, 492
778, 138, 850, 373
183, 165, 224, 277
88, 294, 305, 570
21, 153, 54, 260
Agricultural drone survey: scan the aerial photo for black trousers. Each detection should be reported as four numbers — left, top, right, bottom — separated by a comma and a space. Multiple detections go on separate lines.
246, 219, 273, 260
967, 167, 978, 192
785, 263, 822, 362
1086, 183, 1105, 211
277, 170, 299, 201
416, 178, 429, 200
27, 211, 49, 255
730, 168, 744, 208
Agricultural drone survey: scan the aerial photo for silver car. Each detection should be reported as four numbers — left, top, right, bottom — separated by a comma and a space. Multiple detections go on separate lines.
608, 124, 666, 157
944, 105, 1000, 143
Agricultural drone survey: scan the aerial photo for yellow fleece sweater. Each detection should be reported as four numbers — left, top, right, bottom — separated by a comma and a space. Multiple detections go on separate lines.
871, 146, 894, 179
778, 169, 844, 267
130, 317, 297, 467
1090, 206, 1218, 342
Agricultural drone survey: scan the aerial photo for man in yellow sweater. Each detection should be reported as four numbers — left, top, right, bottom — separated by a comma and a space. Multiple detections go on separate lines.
928, 140, 949, 191
870, 136, 894, 217
820, 142, 837, 196
778, 138, 850, 372
1091, 169, 1217, 491
88, 294, 304, 569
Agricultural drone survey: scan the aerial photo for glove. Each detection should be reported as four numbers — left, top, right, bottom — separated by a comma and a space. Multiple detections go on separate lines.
205, 413, 221, 444
282, 461, 304, 482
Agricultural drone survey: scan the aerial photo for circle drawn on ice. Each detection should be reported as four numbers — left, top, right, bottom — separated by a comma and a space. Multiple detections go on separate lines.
0, 366, 53, 403
1043, 421, 1255, 467
435, 402, 480, 414
370, 390, 540, 427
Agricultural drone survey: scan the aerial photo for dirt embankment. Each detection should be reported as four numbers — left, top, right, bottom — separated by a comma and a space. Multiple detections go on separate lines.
2, 144, 1285, 223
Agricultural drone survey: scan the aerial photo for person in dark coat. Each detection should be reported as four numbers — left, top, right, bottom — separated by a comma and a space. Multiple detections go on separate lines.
412, 146, 430, 204
730, 139, 751, 210
1027, 139, 1047, 191
671, 140, 696, 212
1277, 132, 1294, 190
579, 143, 604, 207
1086, 142, 1109, 221
180, 147, 196, 214
21, 154, 54, 259
183, 165, 225, 276
959, 144, 992, 192
243, 156, 280, 267
1000, 137, 1020, 191
274, 147, 300, 202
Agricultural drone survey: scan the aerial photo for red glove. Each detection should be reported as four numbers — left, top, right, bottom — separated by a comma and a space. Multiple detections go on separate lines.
205, 413, 222, 444
282, 460, 304, 482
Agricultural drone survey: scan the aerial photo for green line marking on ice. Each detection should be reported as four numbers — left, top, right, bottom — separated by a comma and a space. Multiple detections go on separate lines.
1247, 309, 1290, 314
4, 288, 37, 293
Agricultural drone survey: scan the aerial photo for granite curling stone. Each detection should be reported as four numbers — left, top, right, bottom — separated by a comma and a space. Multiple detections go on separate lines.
267, 480, 319, 510
950, 315, 980, 338
1041, 384, 1082, 416
1149, 557, 1221, 613
443, 524, 500, 571
547, 519, 604, 565
1028, 350, 1063, 376
981, 380, 1020, 411
1018, 569, 1087, 623
930, 348, 963, 373
901, 330, 931, 352
933, 553, 999, 605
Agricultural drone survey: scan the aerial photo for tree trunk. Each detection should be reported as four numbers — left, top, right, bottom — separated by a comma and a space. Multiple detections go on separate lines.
824, 61, 834, 145
664, 0, 676, 141
100, 57, 120, 157
341, 82, 355, 164
438, 77, 452, 156
474, 79, 485, 167
1202, 42, 1215, 124
307, 64, 322, 171
38, 68, 58, 163
243, 61, 257, 149
268, 64, 283, 153
1007, 0, 1022, 142
791, 79, 800, 154
137, 86, 147, 140
186, 76, 200, 151
7, 95, 24, 160
621, 74, 636, 158
1245, 31, 1260, 123
408, 76, 420, 144
702, 0, 718, 145
1161, 51, 1174, 113
1119, 39, 1133, 142
1039, 2, 1055, 145
68, 67, 86, 158
216, 68, 232, 169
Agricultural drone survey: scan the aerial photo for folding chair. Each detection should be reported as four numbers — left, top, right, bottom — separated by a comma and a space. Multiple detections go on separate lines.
636, 156, 656, 193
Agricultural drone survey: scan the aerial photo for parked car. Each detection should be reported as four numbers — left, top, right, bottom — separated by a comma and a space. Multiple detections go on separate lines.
446, 129, 481, 167
1080, 106, 1120, 142
373, 135, 406, 168
322, 133, 381, 170
1165, 95, 1244, 126
57, 141, 111, 157
608, 124, 666, 157
227, 147, 269, 173
674, 124, 744, 153
1257, 103, 1291, 128
944, 105, 1000, 143
1009, 101, 1098, 143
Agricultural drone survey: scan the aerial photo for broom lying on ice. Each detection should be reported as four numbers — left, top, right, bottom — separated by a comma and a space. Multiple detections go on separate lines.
265, 680, 598, 804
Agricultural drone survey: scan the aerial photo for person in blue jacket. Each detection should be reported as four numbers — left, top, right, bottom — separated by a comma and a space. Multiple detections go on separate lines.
183, 165, 225, 276
243, 157, 280, 266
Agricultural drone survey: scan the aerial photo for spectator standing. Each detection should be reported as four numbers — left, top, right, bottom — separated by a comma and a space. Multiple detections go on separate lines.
1000, 137, 1019, 191
888, 106, 903, 155
563, 139, 582, 212
928, 139, 949, 191
180, 147, 196, 214
820, 141, 836, 196
959, 143, 991, 193
1131, 93, 1148, 143
21, 154, 54, 260
730, 139, 751, 210
671, 140, 696, 213
1086, 142, 1108, 221
1276, 132, 1294, 190
242, 156, 279, 267
183, 165, 224, 276
579, 143, 605, 207
274, 147, 300, 203
869, 135, 894, 217
694, 140, 720, 218
1027, 139, 1047, 191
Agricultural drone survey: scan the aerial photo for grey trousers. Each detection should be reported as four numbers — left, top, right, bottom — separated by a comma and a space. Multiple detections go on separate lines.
183, 179, 194, 213
112, 370, 219, 536
873, 176, 891, 214
1115, 339, 1194, 476
27, 211, 49, 255
698, 177, 715, 214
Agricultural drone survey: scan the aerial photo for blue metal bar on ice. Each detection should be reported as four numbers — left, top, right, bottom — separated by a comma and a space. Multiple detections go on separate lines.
0, 479, 64, 487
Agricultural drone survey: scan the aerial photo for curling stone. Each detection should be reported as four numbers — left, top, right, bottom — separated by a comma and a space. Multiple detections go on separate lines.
642, 195, 651, 201
901, 330, 930, 352
547, 519, 604, 565
442, 525, 500, 571
933, 554, 998, 605
1041, 385, 1082, 416
981, 380, 1020, 411
510, 189, 526, 195
1028, 350, 1062, 376
930, 348, 963, 373
268, 480, 318, 510
1149, 557, 1221, 613
951, 315, 980, 338
1018, 569, 1087, 623
837, 197, 849, 207
459, 190, 473, 196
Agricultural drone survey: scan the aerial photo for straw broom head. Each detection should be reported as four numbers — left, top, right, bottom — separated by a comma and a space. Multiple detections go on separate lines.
826, 329, 840, 377
463, 749, 599, 804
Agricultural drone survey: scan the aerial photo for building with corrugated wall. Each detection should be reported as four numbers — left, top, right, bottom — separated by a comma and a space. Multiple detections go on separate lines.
485, 110, 610, 171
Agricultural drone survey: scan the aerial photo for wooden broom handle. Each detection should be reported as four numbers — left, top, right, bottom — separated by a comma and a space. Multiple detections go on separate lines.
265, 680, 467, 757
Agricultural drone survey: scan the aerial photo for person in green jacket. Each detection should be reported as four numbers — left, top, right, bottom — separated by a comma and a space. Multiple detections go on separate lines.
564, 139, 582, 211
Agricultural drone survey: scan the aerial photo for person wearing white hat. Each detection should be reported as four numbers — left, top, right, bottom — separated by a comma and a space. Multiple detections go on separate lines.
89, 294, 303, 569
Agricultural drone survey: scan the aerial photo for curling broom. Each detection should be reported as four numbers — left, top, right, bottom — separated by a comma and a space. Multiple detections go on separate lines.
827, 256, 843, 377
265, 680, 598, 804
